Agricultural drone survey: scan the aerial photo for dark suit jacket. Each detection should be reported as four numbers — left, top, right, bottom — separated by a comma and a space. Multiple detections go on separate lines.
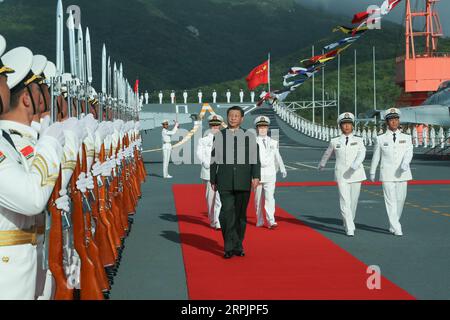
210, 128, 261, 192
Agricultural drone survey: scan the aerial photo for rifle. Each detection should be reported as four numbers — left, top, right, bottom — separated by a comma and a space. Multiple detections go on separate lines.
81, 143, 110, 294
70, 150, 103, 300
48, 167, 74, 300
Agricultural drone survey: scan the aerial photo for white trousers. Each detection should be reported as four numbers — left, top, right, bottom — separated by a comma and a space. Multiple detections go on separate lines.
162, 145, 172, 177
337, 181, 361, 233
255, 182, 276, 226
205, 181, 222, 228
382, 181, 407, 232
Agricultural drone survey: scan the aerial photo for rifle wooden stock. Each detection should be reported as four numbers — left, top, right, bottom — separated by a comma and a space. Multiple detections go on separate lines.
48, 168, 74, 300
106, 145, 122, 250
81, 144, 110, 293
91, 164, 116, 267
98, 144, 119, 261
71, 155, 104, 300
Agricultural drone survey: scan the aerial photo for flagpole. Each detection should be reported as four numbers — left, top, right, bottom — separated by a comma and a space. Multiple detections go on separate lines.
322, 49, 325, 127
373, 46, 377, 125
312, 45, 315, 125
268, 52, 271, 92
354, 49, 357, 120
338, 53, 340, 116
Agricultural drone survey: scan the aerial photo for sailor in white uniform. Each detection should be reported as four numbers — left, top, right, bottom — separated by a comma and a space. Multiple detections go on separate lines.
250, 91, 255, 103
226, 89, 231, 103
212, 90, 217, 104
196, 115, 223, 229
161, 119, 179, 178
422, 125, 429, 148
198, 90, 203, 104
144, 90, 149, 104
170, 90, 176, 104
430, 125, 436, 149
254, 116, 287, 229
370, 108, 413, 236
438, 126, 445, 149
183, 90, 188, 104
412, 125, 419, 148
319, 112, 366, 236
0, 44, 66, 300
158, 90, 163, 104
239, 89, 244, 103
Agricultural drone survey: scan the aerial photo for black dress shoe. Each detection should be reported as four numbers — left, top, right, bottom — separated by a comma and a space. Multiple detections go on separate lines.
233, 250, 245, 257
224, 252, 233, 259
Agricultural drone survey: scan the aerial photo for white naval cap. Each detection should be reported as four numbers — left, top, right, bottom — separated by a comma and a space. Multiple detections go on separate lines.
31, 55, 47, 78
0, 35, 6, 57
43, 61, 56, 80
208, 114, 223, 126
384, 107, 401, 120
0, 35, 15, 76
162, 119, 169, 124
1, 47, 36, 91
254, 115, 270, 127
337, 112, 355, 125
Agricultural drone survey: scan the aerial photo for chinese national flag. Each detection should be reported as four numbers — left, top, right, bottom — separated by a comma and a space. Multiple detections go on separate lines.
245, 60, 269, 91
134, 79, 139, 93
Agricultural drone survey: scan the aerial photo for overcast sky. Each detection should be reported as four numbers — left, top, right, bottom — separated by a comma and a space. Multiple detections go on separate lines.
299, 0, 449, 37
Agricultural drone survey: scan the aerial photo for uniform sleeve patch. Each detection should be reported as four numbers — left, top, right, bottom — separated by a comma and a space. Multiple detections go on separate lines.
20, 145, 35, 160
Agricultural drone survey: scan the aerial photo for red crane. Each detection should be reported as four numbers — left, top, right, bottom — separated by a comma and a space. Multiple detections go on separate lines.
396, 0, 450, 106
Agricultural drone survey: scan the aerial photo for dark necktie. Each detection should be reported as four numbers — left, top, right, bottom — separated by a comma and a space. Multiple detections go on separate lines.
393, 133, 397, 143
345, 136, 349, 146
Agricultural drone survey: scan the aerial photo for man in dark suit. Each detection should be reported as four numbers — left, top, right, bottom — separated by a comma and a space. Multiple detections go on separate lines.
210, 106, 260, 259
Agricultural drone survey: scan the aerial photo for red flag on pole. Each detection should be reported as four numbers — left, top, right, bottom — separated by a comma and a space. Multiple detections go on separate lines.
134, 79, 139, 93
245, 60, 269, 91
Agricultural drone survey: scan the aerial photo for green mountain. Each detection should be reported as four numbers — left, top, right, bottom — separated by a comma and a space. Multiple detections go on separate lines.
1, 0, 449, 122
0, 0, 342, 89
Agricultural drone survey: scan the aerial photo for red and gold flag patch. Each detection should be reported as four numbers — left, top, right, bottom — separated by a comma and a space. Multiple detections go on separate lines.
20, 145, 35, 160
0, 151, 5, 163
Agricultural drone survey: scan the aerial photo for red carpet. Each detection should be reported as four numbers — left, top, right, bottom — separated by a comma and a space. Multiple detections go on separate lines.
172, 184, 415, 300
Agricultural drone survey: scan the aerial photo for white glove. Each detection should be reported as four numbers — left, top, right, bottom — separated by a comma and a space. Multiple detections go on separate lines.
82, 114, 98, 136
401, 162, 410, 172
76, 173, 87, 193
101, 160, 112, 177
113, 119, 124, 132
317, 164, 325, 171
92, 161, 102, 177
62, 117, 87, 142
282, 171, 287, 179
85, 172, 94, 190
351, 162, 360, 171
55, 189, 70, 212
42, 122, 65, 146
39, 115, 51, 136
370, 174, 376, 182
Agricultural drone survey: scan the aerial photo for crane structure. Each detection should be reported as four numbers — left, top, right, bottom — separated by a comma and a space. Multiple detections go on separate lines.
396, 0, 450, 106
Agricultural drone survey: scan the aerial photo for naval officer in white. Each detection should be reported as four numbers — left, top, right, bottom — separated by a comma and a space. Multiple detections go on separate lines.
161, 119, 179, 178
254, 116, 287, 229
196, 115, 223, 229
318, 112, 366, 236
370, 108, 413, 236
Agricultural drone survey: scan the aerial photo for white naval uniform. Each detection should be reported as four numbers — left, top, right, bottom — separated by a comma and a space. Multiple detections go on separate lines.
162, 124, 179, 178
422, 126, 428, 148
255, 136, 286, 227
183, 92, 188, 104
212, 91, 217, 104
196, 133, 221, 228
0, 128, 63, 300
1, 120, 80, 300
370, 130, 413, 234
319, 134, 367, 234
412, 127, 419, 147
